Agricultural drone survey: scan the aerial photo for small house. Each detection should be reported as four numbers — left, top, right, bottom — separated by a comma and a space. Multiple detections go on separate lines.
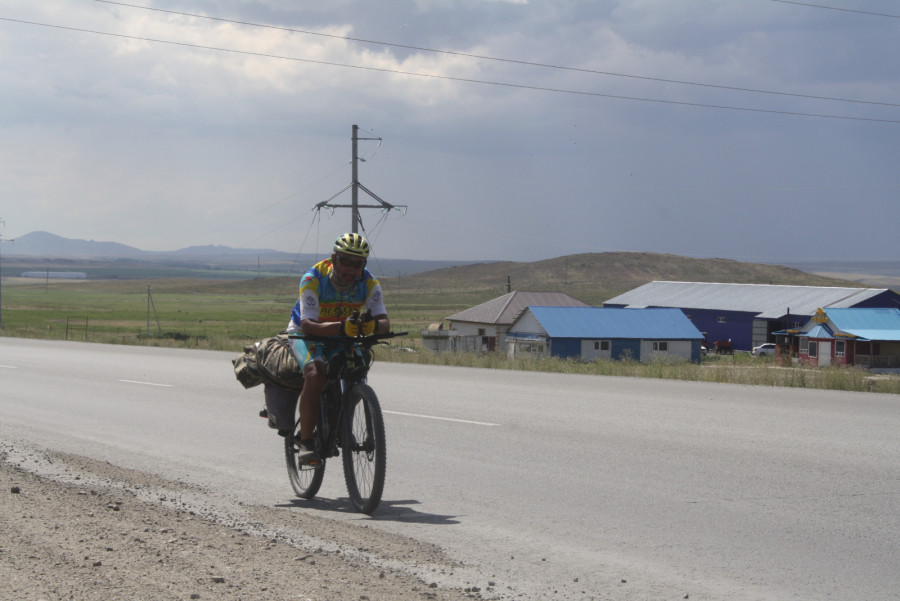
421, 291, 590, 353
776, 307, 900, 369
507, 306, 704, 363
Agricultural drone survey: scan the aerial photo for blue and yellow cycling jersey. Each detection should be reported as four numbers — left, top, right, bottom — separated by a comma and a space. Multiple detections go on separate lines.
287, 259, 386, 330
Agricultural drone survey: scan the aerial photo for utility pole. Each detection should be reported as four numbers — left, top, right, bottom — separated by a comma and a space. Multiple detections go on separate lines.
315, 124, 406, 233
351, 124, 360, 233
146, 285, 161, 335
0, 219, 12, 330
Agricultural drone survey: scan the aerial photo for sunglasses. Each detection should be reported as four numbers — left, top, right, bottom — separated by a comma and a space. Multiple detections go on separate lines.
335, 255, 366, 269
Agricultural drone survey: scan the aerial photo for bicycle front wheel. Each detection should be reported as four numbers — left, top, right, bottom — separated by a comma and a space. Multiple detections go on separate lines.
341, 383, 386, 514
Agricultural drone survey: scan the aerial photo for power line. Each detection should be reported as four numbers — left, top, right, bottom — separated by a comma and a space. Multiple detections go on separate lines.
2, 16, 899, 124
771, 0, 900, 19
96, 0, 900, 109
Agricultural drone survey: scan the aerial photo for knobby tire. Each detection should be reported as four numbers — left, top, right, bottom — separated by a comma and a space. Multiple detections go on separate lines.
285, 429, 325, 500
341, 383, 386, 514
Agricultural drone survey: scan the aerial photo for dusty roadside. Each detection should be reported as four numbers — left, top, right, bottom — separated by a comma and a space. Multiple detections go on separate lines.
0, 446, 498, 601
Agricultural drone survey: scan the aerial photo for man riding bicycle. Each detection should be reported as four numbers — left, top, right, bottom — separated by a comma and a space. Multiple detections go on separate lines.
284, 233, 390, 465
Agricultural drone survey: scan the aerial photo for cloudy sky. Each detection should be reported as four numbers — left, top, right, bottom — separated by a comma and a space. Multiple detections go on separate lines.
1, 0, 898, 264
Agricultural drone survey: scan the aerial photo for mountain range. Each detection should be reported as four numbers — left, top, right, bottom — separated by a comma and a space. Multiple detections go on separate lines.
1, 231, 291, 259
3, 231, 898, 289
0, 231, 484, 276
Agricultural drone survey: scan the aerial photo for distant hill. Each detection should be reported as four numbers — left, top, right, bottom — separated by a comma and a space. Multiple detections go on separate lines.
0, 231, 485, 277
2, 233, 892, 307
3, 231, 147, 258
0, 231, 277, 259
387, 252, 871, 307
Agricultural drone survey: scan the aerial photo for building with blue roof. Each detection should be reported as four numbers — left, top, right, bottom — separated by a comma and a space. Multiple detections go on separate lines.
605, 281, 900, 352
422, 291, 590, 353
507, 306, 705, 363
775, 307, 900, 368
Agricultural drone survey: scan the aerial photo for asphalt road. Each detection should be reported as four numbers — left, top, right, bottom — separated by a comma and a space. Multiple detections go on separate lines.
2, 338, 898, 600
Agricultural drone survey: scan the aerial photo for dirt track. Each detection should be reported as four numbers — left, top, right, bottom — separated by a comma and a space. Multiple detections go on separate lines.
0, 445, 497, 601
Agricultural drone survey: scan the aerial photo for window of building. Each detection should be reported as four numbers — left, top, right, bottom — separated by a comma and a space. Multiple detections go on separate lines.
478, 328, 486, 336
835, 340, 845, 357
717, 316, 727, 324
652, 341, 669, 351
592, 340, 610, 351
800, 338, 809, 354
808, 341, 818, 358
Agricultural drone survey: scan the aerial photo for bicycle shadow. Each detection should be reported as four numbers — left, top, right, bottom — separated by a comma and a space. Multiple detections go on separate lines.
277, 497, 460, 524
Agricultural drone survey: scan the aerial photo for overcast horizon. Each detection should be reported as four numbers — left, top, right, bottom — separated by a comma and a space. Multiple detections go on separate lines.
3, 229, 900, 270
2, 1, 899, 265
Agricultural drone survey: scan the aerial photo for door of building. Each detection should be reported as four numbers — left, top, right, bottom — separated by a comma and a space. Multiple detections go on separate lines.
819, 341, 832, 367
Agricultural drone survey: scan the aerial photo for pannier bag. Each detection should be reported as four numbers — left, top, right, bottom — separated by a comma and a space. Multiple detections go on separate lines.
232, 332, 304, 391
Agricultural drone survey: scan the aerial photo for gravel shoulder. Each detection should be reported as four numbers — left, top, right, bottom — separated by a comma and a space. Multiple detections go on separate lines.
0, 444, 496, 601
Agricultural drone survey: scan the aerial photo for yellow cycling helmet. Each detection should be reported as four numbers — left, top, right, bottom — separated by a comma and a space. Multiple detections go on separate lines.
333, 232, 370, 258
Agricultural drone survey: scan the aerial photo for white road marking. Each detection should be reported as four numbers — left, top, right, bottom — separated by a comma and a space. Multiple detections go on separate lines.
384, 410, 499, 427
0, 365, 18, 369
118, 379, 173, 387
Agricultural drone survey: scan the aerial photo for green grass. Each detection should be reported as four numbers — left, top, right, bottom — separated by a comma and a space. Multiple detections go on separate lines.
2, 277, 898, 394
378, 345, 900, 394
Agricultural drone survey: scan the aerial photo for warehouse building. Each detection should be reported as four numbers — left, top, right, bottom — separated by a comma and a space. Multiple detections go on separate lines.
604, 281, 900, 351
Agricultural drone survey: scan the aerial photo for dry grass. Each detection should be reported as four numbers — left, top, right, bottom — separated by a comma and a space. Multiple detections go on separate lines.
376, 346, 900, 394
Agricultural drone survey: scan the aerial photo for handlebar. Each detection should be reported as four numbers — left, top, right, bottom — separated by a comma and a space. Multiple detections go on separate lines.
288, 331, 408, 345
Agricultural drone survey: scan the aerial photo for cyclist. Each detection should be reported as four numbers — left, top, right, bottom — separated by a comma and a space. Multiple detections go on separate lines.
285, 233, 390, 465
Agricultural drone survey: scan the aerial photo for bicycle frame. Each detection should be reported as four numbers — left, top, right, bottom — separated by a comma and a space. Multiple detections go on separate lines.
309, 333, 380, 450
284, 331, 404, 514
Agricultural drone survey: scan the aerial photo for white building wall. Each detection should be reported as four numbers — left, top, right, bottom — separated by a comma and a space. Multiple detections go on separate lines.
508, 311, 545, 335
639, 340, 693, 362
447, 322, 500, 352
451, 322, 490, 337
581, 339, 612, 361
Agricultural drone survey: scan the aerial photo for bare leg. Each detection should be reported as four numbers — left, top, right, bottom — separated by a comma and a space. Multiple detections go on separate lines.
298, 360, 326, 441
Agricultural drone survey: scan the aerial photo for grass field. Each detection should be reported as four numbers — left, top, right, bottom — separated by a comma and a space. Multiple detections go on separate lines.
0, 276, 466, 350
1, 274, 898, 395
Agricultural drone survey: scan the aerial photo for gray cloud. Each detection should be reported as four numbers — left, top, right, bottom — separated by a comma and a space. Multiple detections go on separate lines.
1, 0, 898, 262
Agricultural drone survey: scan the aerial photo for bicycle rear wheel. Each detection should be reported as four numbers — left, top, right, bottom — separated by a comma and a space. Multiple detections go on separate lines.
285, 429, 325, 499
341, 383, 386, 514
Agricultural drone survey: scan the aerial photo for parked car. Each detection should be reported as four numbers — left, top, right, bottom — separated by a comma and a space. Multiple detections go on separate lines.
752, 343, 777, 357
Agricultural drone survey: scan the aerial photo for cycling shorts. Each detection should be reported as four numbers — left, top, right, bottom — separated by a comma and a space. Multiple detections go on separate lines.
289, 337, 342, 370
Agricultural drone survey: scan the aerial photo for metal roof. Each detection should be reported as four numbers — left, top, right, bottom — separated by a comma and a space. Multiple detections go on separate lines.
522, 307, 704, 340
604, 281, 894, 319
447, 291, 590, 325
825, 308, 900, 341
803, 325, 834, 339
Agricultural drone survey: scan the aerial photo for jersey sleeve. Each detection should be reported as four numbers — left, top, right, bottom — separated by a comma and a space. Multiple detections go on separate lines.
298, 287, 320, 322
294, 271, 321, 323
365, 281, 387, 317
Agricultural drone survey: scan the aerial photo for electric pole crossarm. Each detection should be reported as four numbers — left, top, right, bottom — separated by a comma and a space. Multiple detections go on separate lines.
310, 124, 407, 234
356, 182, 406, 212
314, 184, 353, 210
318, 204, 395, 209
